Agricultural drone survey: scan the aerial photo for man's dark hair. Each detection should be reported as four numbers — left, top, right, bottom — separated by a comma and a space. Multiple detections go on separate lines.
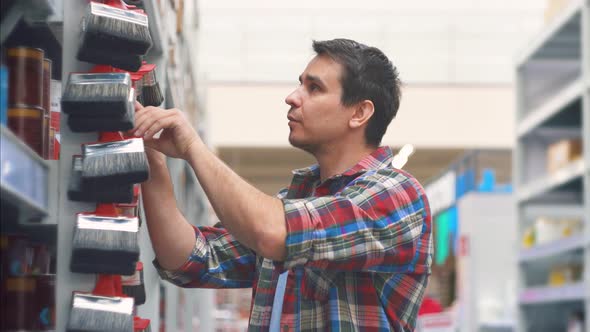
312, 39, 401, 147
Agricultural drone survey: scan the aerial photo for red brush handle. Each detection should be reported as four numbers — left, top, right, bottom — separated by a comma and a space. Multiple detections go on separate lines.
99, 0, 130, 10
133, 316, 151, 330
91, 63, 155, 81
89, 1, 146, 15
94, 203, 119, 216
90, 64, 115, 73
138, 62, 156, 74
93, 274, 125, 297
99, 131, 125, 142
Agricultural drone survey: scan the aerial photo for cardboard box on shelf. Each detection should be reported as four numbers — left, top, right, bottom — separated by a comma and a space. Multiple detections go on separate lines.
546, 138, 582, 174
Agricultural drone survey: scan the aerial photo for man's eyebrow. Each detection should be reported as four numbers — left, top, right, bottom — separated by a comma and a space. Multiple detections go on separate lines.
299, 74, 325, 87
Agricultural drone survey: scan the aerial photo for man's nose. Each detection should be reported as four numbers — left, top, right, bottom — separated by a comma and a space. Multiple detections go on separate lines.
285, 88, 301, 108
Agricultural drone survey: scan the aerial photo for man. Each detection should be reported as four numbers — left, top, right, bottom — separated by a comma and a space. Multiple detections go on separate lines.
136, 38, 432, 331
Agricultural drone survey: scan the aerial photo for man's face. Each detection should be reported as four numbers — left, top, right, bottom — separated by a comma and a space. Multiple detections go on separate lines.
285, 54, 354, 153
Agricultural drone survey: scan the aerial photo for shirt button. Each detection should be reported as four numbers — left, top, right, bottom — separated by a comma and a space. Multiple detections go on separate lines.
283, 324, 289, 331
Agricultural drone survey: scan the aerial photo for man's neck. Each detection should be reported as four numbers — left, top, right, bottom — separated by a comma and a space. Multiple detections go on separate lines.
314, 143, 378, 182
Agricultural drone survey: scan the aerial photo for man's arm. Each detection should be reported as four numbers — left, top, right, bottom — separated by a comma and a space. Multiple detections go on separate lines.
141, 148, 196, 270
184, 139, 287, 261
134, 105, 287, 261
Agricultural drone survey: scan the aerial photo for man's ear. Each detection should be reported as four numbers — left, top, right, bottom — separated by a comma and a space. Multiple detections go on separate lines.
349, 100, 374, 129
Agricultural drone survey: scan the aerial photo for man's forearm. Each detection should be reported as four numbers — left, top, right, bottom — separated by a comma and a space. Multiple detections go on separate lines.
186, 139, 287, 261
142, 158, 196, 270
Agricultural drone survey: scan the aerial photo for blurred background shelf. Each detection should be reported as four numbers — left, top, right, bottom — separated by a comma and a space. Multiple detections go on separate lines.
516, 0, 583, 65
517, 159, 584, 203
517, 78, 583, 138
515, 0, 589, 331
519, 283, 586, 305
519, 234, 585, 262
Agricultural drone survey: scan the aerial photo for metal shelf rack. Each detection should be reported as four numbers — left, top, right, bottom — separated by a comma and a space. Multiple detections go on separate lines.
1, 0, 212, 330
514, 1, 590, 331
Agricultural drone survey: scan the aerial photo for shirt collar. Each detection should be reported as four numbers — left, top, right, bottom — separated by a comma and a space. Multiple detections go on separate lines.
291, 146, 395, 179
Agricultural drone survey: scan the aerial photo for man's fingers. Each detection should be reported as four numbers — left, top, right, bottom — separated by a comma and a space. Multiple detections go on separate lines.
142, 113, 177, 139
134, 107, 170, 136
134, 106, 158, 126
134, 100, 144, 112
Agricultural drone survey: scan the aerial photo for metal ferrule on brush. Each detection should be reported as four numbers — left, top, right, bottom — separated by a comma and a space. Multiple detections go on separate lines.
69, 72, 132, 86
90, 2, 149, 26
72, 293, 134, 314
77, 215, 139, 233
84, 138, 145, 157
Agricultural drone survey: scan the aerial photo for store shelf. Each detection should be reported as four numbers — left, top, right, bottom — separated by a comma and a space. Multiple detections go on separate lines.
523, 204, 585, 219
519, 282, 586, 305
516, 0, 583, 66
517, 79, 583, 138
519, 234, 585, 262
517, 159, 585, 202
517, 159, 585, 203
0, 126, 49, 220
515, 2, 589, 330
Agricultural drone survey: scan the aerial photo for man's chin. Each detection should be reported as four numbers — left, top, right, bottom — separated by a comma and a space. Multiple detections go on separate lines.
289, 137, 315, 154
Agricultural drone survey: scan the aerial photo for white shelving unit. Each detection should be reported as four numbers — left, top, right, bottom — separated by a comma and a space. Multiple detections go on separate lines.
514, 1, 590, 331
1, 0, 212, 331
518, 282, 587, 305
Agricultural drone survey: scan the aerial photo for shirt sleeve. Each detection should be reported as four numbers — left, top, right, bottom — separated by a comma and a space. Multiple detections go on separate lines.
281, 169, 432, 273
153, 223, 257, 288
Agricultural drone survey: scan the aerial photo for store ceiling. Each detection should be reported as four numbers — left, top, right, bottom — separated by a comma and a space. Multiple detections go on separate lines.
217, 146, 466, 195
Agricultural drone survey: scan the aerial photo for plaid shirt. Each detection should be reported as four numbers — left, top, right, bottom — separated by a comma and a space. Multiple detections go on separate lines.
155, 146, 433, 331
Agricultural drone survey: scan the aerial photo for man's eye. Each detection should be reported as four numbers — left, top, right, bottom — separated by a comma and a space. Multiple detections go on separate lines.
309, 84, 320, 92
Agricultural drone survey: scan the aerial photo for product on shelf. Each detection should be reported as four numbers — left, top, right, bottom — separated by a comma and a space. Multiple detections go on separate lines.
6, 47, 44, 108
561, 218, 583, 237
67, 274, 134, 332
5, 47, 54, 157
67, 92, 135, 132
81, 134, 149, 186
546, 138, 582, 174
122, 261, 146, 305
61, 72, 133, 116
77, 44, 143, 72
78, 1, 153, 56
7, 106, 45, 155
529, 217, 584, 247
68, 155, 135, 203
70, 204, 139, 275
521, 226, 535, 249
547, 263, 583, 286
534, 217, 563, 245
1, 234, 34, 277
141, 65, 164, 107
0, 235, 56, 330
